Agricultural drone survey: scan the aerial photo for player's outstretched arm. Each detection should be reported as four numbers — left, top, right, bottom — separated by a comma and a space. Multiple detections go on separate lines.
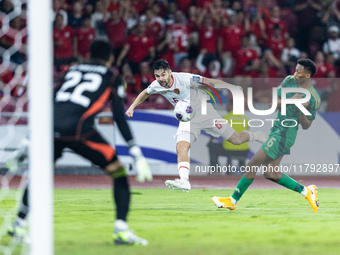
111, 85, 152, 182
125, 89, 150, 118
203, 77, 243, 91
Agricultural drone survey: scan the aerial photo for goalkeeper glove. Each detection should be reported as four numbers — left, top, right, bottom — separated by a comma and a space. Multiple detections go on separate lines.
129, 145, 152, 182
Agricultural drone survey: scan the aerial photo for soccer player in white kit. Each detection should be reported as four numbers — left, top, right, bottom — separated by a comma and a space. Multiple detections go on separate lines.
125, 59, 267, 191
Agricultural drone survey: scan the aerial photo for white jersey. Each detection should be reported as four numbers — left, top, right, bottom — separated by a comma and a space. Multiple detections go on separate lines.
146, 72, 209, 107
147, 72, 235, 142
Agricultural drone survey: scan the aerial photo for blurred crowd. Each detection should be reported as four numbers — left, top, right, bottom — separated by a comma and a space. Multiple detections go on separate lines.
0, 0, 340, 112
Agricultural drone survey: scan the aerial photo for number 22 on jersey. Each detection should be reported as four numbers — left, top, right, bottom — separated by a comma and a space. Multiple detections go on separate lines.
56, 71, 103, 108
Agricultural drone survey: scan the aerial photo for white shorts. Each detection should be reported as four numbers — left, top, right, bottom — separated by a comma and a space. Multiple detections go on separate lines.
175, 103, 235, 142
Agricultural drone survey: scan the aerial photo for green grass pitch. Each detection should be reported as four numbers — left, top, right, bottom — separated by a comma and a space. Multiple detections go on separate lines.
1, 188, 340, 255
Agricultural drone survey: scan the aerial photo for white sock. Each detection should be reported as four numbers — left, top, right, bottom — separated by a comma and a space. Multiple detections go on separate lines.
114, 219, 128, 231
230, 196, 238, 205
300, 187, 308, 197
178, 162, 190, 181
245, 131, 255, 142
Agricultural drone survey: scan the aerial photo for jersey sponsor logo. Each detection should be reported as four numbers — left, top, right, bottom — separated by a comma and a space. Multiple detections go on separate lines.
193, 76, 200, 82
174, 88, 180, 94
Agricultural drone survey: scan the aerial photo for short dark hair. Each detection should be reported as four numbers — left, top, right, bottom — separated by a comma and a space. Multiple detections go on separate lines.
89, 39, 111, 61
297, 58, 317, 77
153, 59, 170, 71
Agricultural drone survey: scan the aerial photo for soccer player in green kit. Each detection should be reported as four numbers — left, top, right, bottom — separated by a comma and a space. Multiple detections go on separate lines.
212, 59, 321, 212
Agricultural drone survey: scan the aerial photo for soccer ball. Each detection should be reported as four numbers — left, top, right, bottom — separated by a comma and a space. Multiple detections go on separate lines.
174, 100, 194, 122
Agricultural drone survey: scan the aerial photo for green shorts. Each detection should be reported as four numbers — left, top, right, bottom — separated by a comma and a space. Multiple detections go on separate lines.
261, 133, 292, 160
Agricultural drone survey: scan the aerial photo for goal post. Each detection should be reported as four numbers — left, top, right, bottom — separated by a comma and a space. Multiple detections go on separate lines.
28, 0, 53, 254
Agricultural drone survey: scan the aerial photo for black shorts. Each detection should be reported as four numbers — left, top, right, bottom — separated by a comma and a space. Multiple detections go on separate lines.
54, 130, 118, 168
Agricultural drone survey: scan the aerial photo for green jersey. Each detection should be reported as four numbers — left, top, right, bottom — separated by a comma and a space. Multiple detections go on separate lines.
262, 75, 321, 160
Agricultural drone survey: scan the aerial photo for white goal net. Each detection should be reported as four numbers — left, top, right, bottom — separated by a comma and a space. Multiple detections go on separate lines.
0, 0, 53, 254
0, 0, 29, 254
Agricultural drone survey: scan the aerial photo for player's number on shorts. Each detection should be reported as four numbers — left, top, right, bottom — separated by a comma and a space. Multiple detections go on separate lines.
56, 71, 103, 107
264, 137, 276, 152
215, 123, 222, 129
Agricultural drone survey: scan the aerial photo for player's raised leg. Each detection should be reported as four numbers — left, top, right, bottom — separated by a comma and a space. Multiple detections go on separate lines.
227, 130, 268, 145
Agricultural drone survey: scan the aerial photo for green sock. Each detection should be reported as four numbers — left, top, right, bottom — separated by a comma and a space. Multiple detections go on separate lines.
231, 175, 253, 201
276, 173, 304, 193
111, 167, 128, 179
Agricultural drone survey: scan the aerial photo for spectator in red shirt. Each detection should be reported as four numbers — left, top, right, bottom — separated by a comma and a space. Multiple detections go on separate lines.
133, 62, 154, 93
53, 12, 76, 71
314, 51, 336, 79
197, 10, 218, 55
217, 12, 243, 77
166, 10, 191, 68
244, 8, 266, 48
264, 24, 286, 59
157, 35, 176, 68
234, 35, 260, 78
218, 12, 244, 58
116, 22, 155, 74
313, 51, 336, 98
74, 15, 95, 59
196, 8, 219, 68
264, 5, 289, 40
142, 8, 164, 45
105, 3, 129, 59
